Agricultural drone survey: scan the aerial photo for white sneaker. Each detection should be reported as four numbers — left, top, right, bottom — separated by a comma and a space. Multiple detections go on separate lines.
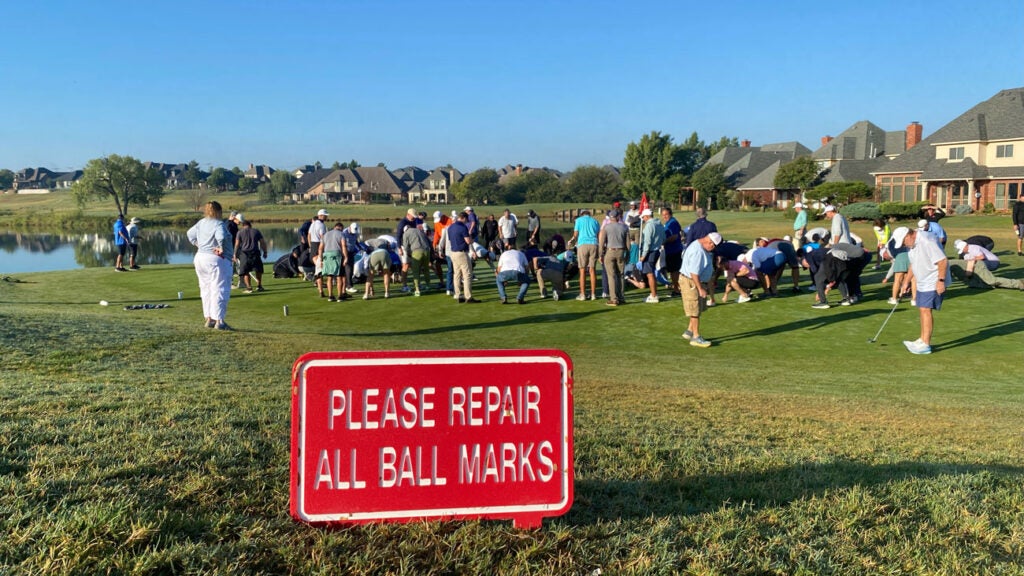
887, 297, 899, 305
910, 299, 917, 306
575, 294, 587, 301
446, 290, 453, 296
552, 291, 560, 301
706, 298, 715, 307
645, 295, 659, 304
346, 287, 357, 294
737, 295, 751, 303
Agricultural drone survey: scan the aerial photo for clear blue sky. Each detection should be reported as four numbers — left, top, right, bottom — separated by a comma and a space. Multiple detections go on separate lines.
3, 0, 1023, 173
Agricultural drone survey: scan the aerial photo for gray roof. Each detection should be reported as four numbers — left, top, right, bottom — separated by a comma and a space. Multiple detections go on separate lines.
820, 158, 888, 186
812, 121, 889, 161
874, 87, 1024, 176
711, 142, 811, 189
735, 160, 782, 190
293, 168, 334, 196
920, 157, 987, 181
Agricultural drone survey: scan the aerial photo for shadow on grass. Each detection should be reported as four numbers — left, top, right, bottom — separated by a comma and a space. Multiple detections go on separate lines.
568, 459, 1024, 524
344, 309, 614, 337
714, 308, 895, 343
934, 317, 1024, 351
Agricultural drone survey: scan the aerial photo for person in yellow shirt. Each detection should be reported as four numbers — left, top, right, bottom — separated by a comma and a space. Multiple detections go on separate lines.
872, 218, 891, 270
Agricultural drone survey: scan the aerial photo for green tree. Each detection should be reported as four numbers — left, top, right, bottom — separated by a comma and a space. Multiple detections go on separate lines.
503, 171, 564, 204
563, 165, 621, 203
184, 160, 202, 189
622, 131, 676, 201
270, 170, 296, 200
690, 163, 728, 210
257, 182, 276, 204
773, 157, 820, 194
207, 168, 227, 191
0, 169, 14, 190
72, 154, 165, 216
237, 176, 258, 194
184, 187, 207, 212
451, 168, 499, 204
809, 181, 875, 206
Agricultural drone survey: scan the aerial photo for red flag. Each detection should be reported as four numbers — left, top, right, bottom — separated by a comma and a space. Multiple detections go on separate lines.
638, 192, 649, 215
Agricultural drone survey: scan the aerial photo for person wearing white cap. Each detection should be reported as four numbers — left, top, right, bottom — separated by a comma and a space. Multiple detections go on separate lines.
464, 206, 479, 241
308, 209, 329, 298
822, 205, 850, 246
792, 202, 807, 250
679, 231, 723, 348
950, 239, 1022, 290
637, 208, 665, 303
891, 226, 949, 354
126, 216, 142, 269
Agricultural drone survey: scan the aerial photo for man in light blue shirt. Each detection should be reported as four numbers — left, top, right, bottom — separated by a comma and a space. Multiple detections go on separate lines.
569, 210, 601, 300
679, 231, 722, 348
638, 209, 665, 303
792, 202, 807, 249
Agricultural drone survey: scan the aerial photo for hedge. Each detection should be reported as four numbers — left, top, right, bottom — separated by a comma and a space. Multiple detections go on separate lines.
839, 202, 880, 221
877, 201, 928, 218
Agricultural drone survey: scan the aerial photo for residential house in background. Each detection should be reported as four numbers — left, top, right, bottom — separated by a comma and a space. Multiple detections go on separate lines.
409, 166, 462, 204
244, 163, 276, 183
293, 164, 322, 179
14, 167, 57, 191
291, 168, 334, 202
392, 166, 429, 185
812, 120, 918, 187
496, 164, 565, 185
54, 170, 83, 189
300, 167, 409, 204
705, 141, 812, 208
871, 87, 1024, 211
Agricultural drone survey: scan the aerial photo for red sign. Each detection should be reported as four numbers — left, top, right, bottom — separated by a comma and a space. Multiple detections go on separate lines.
290, 349, 574, 529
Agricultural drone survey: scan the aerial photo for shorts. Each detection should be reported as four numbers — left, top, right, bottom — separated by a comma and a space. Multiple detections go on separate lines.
322, 251, 342, 277
577, 244, 598, 270
663, 251, 682, 274
238, 250, 264, 276
892, 252, 910, 274
1017, 225, 1024, 240
758, 253, 786, 275
777, 243, 798, 267
117, 243, 127, 256
916, 290, 943, 310
736, 276, 759, 290
128, 243, 139, 258
641, 251, 660, 275
369, 250, 391, 273
679, 275, 705, 318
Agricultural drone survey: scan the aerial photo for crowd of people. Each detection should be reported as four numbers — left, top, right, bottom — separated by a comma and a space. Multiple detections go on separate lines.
175, 198, 1024, 351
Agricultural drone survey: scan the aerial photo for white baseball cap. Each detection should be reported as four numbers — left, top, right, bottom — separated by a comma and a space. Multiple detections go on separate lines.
433, 210, 442, 222
823, 205, 835, 213
317, 209, 329, 217
640, 208, 653, 217
891, 226, 911, 246
794, 202, 804, 208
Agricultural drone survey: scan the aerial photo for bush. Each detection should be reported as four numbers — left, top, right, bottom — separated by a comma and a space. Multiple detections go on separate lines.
983, 202, 996, 214
839, 202, 881, 221
878, 201, 928, 218
954, 204, 973, 215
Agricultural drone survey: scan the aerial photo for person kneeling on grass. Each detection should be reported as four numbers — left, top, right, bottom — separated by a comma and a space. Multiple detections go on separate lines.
950, 239, 1024, 290
719, 258, 756, 303
495, 247, 530, 304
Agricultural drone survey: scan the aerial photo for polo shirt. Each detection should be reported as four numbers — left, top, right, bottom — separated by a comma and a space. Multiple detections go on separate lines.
574, 215, 600, 245
448, 221, 471, 252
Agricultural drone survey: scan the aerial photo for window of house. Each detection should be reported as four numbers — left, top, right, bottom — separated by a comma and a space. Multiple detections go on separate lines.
996, 183, 1007, 209
997, 144, 1014, 158
948, 147, 964, 160
1011, 183, 1020, 201
881, 185, 891, 201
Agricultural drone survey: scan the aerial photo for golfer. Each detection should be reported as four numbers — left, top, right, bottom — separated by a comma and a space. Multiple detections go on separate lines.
892, 226, 948, 355
187, 201, 234, 330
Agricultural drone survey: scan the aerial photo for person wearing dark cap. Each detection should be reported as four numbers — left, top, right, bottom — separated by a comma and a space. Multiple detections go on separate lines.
679, 232, 723, 347
527, 209, 541, 246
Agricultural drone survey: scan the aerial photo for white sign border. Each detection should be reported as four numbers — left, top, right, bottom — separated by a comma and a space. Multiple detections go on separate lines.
295, 354, 572, 523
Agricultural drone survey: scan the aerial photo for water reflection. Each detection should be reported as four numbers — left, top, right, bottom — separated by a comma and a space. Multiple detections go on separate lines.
1, 225, 393, 273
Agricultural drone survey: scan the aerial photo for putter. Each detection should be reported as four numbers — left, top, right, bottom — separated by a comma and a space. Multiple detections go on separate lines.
868, 300, 900, 343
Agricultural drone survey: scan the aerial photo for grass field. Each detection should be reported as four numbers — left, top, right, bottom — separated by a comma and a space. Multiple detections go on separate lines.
2, 209, 1023, 574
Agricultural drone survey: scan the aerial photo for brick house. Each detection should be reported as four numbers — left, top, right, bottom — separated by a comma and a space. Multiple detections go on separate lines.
871, 87, 1024, 211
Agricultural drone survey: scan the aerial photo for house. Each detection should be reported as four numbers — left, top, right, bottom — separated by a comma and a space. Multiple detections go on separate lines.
244, 163, 276, 182
408, 167, 462, 204
871, 87, 1024, 211
300, 167, 408, 204
143, 162, 207, 189
293, 164, 322, 179
812, 120, 917, 187
706, 141, 812, 208
392, 166, 429, 185
14, 167, 57, 190
496, 164, 565, 185
54, 170, 83, 189
291, 168, 334, 202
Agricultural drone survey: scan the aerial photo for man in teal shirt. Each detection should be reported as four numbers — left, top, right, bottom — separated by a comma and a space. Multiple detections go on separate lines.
638, 209, 665, 303
569, 210, 601, 301
792, 202, 807, 250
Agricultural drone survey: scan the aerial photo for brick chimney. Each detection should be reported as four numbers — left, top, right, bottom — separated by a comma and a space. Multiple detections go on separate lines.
821, 135, 834, 147
906, 122, 923, 150
741, 139, 751, 148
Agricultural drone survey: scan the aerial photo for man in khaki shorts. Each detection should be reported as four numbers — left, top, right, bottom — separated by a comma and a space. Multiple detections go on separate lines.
569, 209, 601, 301
679, 232, 722, 348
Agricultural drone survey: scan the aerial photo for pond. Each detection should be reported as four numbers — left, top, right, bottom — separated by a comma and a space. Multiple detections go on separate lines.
2, 224, 392, 274
2, 221, 575, 274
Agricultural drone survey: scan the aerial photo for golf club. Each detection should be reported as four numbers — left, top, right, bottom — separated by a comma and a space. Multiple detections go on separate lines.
868, 300, 900, 343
